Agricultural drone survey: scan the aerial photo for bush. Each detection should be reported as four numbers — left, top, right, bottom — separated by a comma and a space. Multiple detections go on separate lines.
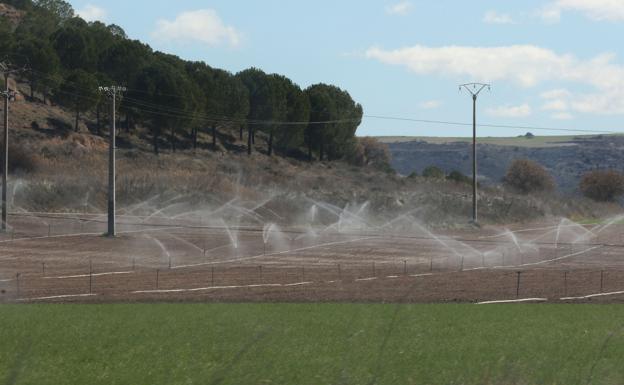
504, 159, 555, 194
8, 142, 39, 174
579, 170, 624, 202
447, 170, 471, 184
349, 137, 392, 171
422, 166, 445, 179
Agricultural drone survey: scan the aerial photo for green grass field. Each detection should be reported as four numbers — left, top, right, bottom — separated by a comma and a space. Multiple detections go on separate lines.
1, 304, 624, 385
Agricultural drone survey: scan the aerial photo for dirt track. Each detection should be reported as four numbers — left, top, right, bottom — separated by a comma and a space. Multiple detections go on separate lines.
1, 213, 623, 304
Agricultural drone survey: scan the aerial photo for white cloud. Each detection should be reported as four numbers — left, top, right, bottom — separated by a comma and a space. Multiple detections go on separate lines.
76, 4, 107, 22
365, 44, 624, 115
483, 11, 516, 24
540, 88, 572, 100
419, 100, 442, 109
551, 112, 574, 120
539, 0, 624, 22
486, 104, 532, 118
152, 9, 241, 48
386, 1, 413, 16
542, 99, 568, 111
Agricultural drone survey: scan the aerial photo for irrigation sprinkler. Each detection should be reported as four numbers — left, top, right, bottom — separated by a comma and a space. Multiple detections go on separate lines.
429, 256, 433, 272
259, 265, 263, 283
564, 271, 568, 297
301, 266, 305, 281
41, 262, 45, 276
89, 269, 92, 294
460, 256, 465, 272
516, 271, 522, 299
600, 270, 605, 293
372, 262, 376, 277
47, 223, 51, 237
211, 266, 214, 286
338, 264, 342, 280
403, 260, 407, 275
132, 258, 135, 271
156, 269, 160, 289
15, 273, 19, 297
168, 256, 171, 269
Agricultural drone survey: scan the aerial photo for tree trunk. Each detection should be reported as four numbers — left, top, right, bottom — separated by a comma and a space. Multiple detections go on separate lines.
170, 126, 176, 152
30, 80, 34, 100
308, 141, 313, 162
247, 126, 252, 155
96, 104, 101, 135
192, 127, 197, 150
125, 114, 129, 133
212, 124, 217, 148
239, 126, 243, 140
75, 110, 79, 132
252, 129, 255, 144
268, 129, 273, 156
319, 139, 324, 161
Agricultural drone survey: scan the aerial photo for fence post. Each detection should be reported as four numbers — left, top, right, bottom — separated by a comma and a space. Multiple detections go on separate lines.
516, 271, 522, 298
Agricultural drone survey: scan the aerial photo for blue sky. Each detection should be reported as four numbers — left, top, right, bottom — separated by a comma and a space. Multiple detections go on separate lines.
69, 0, 624, 137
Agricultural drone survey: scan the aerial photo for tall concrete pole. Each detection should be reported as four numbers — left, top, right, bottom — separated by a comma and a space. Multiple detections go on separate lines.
108, 91, 116, 236
2, 72, 8, 232
459, 83, 490, 225
472, 94, 477, 223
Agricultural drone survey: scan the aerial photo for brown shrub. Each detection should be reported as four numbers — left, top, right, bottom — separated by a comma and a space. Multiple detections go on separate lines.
349, 137, 392, 171
579, 170, 624, 202
9, 141, 39, 174
504, 159, 555, 194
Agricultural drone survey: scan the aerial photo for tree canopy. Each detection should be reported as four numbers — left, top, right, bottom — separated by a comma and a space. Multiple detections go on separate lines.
1, 0, 364, 161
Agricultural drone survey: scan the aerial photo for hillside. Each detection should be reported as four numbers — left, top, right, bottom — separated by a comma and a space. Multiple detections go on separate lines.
383, 135, 624, 193
0, 88, 617, 227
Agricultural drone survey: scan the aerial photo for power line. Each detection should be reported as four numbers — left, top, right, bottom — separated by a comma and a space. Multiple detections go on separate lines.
21, 69, 624, 135
363, 115, 620, 134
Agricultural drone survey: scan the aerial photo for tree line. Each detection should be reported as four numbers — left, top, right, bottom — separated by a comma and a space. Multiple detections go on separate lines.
0, 0, 364, 161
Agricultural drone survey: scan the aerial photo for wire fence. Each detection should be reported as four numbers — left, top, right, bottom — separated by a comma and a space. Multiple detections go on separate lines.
2, 257, 623, 304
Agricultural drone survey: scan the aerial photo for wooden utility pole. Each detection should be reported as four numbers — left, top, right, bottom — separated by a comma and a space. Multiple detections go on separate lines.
459, 83, 490, 224
98, 86, 126, 237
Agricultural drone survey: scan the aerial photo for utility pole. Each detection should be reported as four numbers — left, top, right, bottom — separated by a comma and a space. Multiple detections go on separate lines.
459, 83, 490, 224
0, 62, 20, 233
98, 86, 126, 237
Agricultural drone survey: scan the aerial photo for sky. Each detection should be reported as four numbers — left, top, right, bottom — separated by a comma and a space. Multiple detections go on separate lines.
67, 0, 624, 137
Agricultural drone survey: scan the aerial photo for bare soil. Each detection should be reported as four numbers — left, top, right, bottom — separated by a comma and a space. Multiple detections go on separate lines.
1, 213, 623, 304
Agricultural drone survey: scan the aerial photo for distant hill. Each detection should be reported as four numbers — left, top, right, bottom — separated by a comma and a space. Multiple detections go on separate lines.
382, 135, 624, 193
